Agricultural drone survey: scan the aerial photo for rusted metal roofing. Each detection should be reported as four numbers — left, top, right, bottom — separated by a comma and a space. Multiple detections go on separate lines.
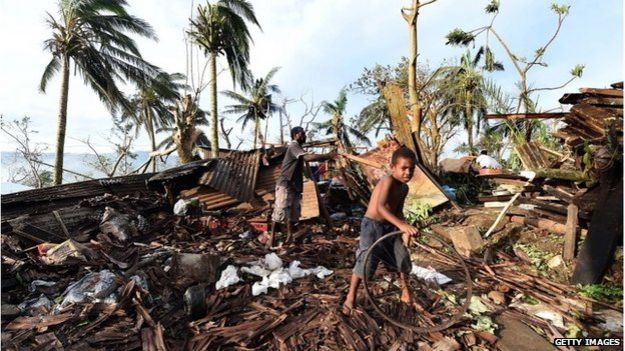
199, 150, 261, 202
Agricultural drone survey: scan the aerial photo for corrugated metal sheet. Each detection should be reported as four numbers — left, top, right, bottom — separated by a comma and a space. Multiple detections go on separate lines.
254, 163, 319, 219
199, 150, 261, 202
180, 186, 239, 210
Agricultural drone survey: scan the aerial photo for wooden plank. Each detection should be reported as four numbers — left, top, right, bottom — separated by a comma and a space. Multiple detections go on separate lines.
610, 81, 623, 89
578, 87, 624, 98
484, 112, 568, 120
342, 153, 383, 169
571, 103, 619, 122
563, 204, 579, 260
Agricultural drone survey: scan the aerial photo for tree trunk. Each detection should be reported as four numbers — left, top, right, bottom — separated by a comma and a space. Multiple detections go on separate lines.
279, 108, 285, 145
407, 0, 422, 136
146, 107, 157, 172
465, 100, 475, 155
208, 51, 219, 158
263, 114, 269, 147
253, 111, 259, 149
53, 55, 70, 185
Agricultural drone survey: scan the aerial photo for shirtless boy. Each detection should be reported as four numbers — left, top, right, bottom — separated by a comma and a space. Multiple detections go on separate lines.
343, 147, 419, 314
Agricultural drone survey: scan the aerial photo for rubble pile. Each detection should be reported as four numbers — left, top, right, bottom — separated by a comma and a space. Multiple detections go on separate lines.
1, 187, 621, 350
0, 83, 622, 350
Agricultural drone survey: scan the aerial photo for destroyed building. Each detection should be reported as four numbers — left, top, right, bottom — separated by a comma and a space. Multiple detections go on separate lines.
1, 84, 623, 350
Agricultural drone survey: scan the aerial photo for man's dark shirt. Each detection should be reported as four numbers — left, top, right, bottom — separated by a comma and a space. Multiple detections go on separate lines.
277, 141, 306, 193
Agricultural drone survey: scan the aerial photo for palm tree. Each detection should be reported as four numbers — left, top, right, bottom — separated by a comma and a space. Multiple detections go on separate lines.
122, 72, 187, 171
440, 48, 502, 155
156, 96, 211, 163
351, 97, 393, 137
222, 67, 281, 148
40, 0, 158, 185
188, 0, 260, 158
314, 90, 371, 153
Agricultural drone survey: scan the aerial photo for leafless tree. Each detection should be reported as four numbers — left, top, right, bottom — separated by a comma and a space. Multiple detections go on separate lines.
1, 115, 52, 188
76, 118, 137, 178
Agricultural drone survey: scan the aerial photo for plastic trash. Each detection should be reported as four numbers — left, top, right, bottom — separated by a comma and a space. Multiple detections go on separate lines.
309, 266, 334, 279
411, 264, 452, 285
252, 277, 270, 296
18, 295, 53, 313
441, 185, 457, 201
29, 280, 58, 294
239, 230, 256, 239
59, 270, 117, 307
173, 198, 199, 215
263, 253, 283, 271
267, 268, 293, 288
288, 261, 310, 279
330, 212, 347, 221
40, 240, 87, 265
99, 207, 137, 242
241, 265, 271, 278
216, 265, 241, 290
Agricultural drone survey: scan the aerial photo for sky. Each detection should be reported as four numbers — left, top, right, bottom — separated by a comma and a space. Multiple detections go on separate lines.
0, 0, 622, 156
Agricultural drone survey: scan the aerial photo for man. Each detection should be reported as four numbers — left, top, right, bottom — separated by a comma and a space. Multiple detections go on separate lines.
475, 150, 501, 169
269, 127, 336, 247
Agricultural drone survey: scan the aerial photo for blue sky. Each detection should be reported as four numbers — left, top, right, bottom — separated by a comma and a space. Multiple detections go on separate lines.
0, 0, 622, 155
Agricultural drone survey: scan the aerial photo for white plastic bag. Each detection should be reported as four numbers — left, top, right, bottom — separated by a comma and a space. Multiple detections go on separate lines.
216, 265, 241, 290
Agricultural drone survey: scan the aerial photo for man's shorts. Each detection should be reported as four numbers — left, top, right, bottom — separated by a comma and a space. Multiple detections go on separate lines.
271, 184, 302, 224
353, 217, 411, 279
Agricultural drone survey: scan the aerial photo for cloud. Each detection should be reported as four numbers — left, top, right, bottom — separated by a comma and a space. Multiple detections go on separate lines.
0, 0, 622, 155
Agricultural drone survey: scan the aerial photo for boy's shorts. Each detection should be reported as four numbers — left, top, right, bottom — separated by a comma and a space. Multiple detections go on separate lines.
271, 184, 302, 224
353, 217, 411, 279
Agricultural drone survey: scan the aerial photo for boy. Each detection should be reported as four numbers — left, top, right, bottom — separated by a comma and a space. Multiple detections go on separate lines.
343, 147, 419, 314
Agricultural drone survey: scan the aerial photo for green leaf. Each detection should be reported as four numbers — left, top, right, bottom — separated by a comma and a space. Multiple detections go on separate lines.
550, 3, 570, 15
570, 64, 584, 78
485, 0, 499, 13
445, 28, 475, 46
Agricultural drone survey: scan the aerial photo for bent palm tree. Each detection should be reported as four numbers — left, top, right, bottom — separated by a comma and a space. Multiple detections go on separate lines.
222, 67, 281, 148
188, 0, 260, 158
40, 0, 158, 185
122, 72, 187, 171
314, 89, 371, 153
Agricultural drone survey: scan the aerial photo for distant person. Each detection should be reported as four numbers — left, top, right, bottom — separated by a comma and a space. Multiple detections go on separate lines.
343, 147, 419, 315
475, 150, 501, 169
269, 127, 336, 247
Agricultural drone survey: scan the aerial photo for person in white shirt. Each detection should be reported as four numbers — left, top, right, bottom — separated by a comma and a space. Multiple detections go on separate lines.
475, 150, 501, 169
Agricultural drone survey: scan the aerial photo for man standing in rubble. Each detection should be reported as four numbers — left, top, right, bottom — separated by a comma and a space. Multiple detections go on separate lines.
269, 127, 336, 247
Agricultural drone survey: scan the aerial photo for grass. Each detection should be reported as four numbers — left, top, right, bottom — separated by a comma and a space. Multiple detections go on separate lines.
576, 284, 623, 302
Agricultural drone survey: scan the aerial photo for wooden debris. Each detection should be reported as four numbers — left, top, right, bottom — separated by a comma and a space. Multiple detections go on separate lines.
563, 204, 579, 260
449, 225, 484, 257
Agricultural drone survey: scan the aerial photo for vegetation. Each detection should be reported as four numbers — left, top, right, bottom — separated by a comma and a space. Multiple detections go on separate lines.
222, 67, 282, 148
313, 89, 371, 153
40, 0, 157, 184
445, 1, 583, 142
121, 72, 187, 171
188, 0, 260, 158
577, 284, 623, 302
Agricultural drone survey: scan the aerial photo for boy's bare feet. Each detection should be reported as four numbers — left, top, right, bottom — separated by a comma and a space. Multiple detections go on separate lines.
342, 299, 354, 316
400, 287, 412, 305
